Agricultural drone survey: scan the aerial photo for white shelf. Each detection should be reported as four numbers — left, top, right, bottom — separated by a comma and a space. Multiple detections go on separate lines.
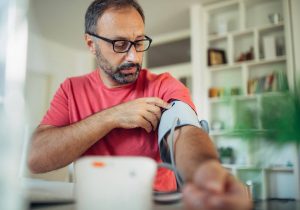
206, 0, 239, 12
209, 63, 241, 72
257, 22, 284, 33
223, 164, 294, 172
209, 91, 288, 104
232, 28, 254, 37
208, 56, 286, 72
151, 29, 190, 46
208, 23, 284, 41
247, 56, 286, 66
210, 128, 270, 136
209, 95, 256, 104
208, 34, 227, 42
265, 167, 294, 172
223, 164, 262, 170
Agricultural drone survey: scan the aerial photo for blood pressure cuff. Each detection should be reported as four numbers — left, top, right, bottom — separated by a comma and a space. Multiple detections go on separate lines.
158, 100, 201, 163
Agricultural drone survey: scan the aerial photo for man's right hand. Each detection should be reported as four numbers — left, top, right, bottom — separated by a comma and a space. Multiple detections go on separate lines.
109, 97, 170, 133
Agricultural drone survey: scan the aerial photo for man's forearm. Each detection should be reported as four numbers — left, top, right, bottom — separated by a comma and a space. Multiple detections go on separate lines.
174, 125, 219, 182
28, 108, 116, 173
29, 97, 169, 174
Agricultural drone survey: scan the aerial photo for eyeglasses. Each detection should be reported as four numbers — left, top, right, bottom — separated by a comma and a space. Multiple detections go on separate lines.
87, 32, 152, 53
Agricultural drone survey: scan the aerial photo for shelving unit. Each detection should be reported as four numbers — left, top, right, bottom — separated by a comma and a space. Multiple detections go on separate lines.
201, 0, 298, 200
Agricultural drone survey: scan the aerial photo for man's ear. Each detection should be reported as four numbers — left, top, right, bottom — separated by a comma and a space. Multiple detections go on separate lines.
85, 34, 96, 55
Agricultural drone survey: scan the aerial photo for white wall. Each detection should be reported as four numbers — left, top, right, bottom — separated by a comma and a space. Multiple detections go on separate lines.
23, 1, 95, 181
26, 32, 94, 107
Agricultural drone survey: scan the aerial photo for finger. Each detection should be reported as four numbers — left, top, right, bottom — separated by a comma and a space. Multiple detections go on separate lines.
183, 184, 208, 210
226, 174, 247, 195
142, 110, 159, 131
207, 192, 253, 210
144, 97, 170, 109
137, 116, 152, 133
183, 182, 252, 210
145, 104, 162, 125
194, 160, 228, 193
207, 175, 252, 210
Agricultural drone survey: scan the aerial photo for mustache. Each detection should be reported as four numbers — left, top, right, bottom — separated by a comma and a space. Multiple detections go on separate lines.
117, 63, 141, 72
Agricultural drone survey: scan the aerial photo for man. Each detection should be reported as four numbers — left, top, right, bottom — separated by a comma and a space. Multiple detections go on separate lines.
28, 0, 251, 209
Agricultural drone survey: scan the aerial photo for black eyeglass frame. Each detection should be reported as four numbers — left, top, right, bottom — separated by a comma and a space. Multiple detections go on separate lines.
87, 32, 152, 53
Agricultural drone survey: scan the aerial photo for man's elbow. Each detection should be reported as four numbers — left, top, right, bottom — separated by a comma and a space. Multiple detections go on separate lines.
27, 150, 43, 174
27, 139, 49, 174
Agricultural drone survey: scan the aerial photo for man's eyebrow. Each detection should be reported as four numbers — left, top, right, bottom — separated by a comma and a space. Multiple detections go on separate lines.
112, 35, 147, 40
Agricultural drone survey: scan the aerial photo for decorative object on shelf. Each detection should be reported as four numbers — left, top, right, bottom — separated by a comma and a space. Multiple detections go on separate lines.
276, 36, 285, 56
208, 48, 227, 66
208, 87, 230, 98
230, 87, 241, 96
235, 47, 254, 62
211, 120, 225, 131
263, 36, 277, 59
217, 20, 228, 35
208, 87, 219, 98
268, 13, 283, 25
246, 180, 261, 201
218, 147, 235, 164
209, 87, 241, 98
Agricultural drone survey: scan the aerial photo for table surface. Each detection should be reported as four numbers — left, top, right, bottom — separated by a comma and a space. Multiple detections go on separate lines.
23, 178, 184, 210
23, 178, 300, 210
29, 200, 300, 210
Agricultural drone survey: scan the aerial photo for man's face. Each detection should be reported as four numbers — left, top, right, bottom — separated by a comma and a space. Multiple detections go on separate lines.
93, 7, 145, 85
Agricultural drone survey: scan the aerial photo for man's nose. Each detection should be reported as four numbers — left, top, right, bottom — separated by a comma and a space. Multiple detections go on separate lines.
125, 45, 139, 63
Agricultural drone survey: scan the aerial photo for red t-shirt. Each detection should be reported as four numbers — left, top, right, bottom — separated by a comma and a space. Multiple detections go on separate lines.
41, 69, 195, 192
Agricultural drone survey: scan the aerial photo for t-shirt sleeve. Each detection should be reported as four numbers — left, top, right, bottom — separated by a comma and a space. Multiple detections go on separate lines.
158, 73, 196, 111
40, 79, 70, 126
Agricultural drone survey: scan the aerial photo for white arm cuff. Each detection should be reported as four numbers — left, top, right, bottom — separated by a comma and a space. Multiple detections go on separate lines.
158, 100, 201, 163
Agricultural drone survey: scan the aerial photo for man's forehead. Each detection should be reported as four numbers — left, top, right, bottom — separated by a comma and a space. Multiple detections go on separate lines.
96, 7, 144, 30
95, 8, 145, 40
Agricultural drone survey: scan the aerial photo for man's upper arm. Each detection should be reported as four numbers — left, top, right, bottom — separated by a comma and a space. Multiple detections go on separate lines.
158, 100, 202, 163
157, 72, 196, 111
41, 80, 70, 126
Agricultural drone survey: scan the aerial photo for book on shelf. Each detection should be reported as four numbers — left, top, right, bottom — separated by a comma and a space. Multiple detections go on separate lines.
247, 71, 288, 94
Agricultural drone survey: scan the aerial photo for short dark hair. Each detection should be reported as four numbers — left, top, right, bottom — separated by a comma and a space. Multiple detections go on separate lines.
85, 0, 145, 34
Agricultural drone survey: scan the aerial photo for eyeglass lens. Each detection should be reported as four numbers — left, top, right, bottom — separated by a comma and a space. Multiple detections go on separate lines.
114, 40, 150, 53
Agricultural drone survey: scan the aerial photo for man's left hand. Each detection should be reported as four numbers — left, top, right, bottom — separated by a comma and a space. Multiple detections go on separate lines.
182, 160, 252, 210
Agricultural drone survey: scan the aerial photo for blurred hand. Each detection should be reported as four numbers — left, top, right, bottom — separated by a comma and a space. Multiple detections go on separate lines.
110, 97, 170, 133
182, 160, 252, 210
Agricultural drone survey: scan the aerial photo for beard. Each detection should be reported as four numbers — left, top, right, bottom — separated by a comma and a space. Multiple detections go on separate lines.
94, 44, 142, 85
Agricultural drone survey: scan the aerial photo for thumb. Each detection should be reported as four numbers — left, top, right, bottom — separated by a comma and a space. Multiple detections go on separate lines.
193, 160, 228, 194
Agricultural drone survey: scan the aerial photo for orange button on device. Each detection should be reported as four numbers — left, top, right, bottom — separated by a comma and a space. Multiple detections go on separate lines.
92, 161, 106, 168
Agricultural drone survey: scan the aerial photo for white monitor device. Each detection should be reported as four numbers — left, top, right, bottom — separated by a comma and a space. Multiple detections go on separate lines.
74, 156, 157, 210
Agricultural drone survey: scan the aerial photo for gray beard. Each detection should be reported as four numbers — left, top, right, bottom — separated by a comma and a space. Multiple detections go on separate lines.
95, 45, 141, 84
